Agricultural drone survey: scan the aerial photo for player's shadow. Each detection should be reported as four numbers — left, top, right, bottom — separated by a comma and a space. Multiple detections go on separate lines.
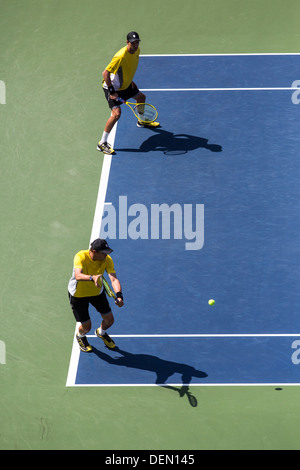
117, 128, 222, 155
93, 346, 207, 407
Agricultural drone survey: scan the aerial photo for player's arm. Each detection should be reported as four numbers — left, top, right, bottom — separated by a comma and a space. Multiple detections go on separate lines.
74, 267, 101, 286
108, 272, 124, 306
103, 69, 119, 100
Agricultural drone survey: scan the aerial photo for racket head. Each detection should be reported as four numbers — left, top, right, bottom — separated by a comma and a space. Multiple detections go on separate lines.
102, 275, 115, 298
133, 103, 158, 123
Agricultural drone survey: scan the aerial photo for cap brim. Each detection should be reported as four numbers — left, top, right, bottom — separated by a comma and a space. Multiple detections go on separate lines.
101, 248, 113, 254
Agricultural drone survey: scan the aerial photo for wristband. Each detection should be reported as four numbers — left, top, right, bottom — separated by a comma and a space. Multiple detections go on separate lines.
116, 291, 123, 300
108, 85, 115, 94
89, 275, 93, 281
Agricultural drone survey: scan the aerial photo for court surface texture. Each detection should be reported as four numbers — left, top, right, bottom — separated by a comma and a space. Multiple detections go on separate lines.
2, 0, 300, 452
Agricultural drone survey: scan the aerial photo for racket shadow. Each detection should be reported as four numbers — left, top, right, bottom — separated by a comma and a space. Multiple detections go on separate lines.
92, 345, 207, 401
117, 128, 222, 155
161, 384, 199, 408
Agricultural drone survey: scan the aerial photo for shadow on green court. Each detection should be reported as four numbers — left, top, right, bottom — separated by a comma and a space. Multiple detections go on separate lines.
92, 346, 207, 407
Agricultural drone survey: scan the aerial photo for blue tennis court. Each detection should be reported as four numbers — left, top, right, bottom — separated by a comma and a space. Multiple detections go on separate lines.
67, 54, 300, 387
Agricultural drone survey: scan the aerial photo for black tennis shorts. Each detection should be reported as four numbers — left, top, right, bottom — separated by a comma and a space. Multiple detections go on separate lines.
68, 290, 112, 324
103, 82, 140, 109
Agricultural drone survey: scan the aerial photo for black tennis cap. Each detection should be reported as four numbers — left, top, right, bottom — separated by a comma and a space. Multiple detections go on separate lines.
90, 238, 113, 254
127, 31, 141, 43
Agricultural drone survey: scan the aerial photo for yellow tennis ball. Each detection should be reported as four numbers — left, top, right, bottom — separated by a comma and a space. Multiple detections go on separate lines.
208, 299, 215, 306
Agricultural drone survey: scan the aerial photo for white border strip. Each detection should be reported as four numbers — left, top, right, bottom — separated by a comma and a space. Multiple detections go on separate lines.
90, 124, 118, 242
66, 125, 118, 387
66, 52, 300, 387
141, 87, 297, 91
86, 333, 300, 338
140, 53, 300, 57
66, 323, 81, 387
67, 383, 300, 387
69, 333, 300, 387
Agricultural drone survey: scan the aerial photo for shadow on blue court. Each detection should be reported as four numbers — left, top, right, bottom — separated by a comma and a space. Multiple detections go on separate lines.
75, 335, 300, 386
92, 346, 208, 384
116, 127, 223, 155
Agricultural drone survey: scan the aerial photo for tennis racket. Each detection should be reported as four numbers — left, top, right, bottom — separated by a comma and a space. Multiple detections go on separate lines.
118, 98, 158, 124
102, 275, 119, 303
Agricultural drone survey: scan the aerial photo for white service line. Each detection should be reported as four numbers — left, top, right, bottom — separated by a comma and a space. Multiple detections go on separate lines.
66, 382, 300, 388
140, 53, 300, 57
86, 333, 300, 338
141, 87, 298, 91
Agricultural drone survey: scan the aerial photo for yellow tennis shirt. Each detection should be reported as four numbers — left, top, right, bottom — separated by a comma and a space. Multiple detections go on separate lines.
103, 45, 140, 91
68, 250, 116, 298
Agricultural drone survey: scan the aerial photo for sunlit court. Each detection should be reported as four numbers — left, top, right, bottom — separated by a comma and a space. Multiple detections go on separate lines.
67, 54, 300, 387
2, 1, 300, 449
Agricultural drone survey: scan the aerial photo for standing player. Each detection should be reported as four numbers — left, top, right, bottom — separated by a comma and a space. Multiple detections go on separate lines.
68, 238, 124, 352
97, 31, 159, 155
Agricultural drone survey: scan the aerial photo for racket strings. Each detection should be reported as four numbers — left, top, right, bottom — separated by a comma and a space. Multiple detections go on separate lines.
134, 104, 157, 123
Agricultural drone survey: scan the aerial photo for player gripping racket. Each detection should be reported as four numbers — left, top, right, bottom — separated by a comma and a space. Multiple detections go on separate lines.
99, 274, 123, 306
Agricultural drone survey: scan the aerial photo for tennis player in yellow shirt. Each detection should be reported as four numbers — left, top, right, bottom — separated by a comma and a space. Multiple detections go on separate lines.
97, 31, 159, 155
68, 239, 124, 352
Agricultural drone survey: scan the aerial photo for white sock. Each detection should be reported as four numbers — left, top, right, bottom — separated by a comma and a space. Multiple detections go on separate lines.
98, 326, 106, 336
100, 131, 110, 144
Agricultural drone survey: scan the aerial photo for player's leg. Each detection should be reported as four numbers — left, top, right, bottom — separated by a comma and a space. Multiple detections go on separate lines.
98, 88, 121, 154
96, 312, 116, 349
105, 106, 121, 132
78, 319, 92, 336
132, 90, 160, 128
68, 293, 93, 352
133, 91, 146, 104
92, 292, 116, 349
97, 106, 121, 154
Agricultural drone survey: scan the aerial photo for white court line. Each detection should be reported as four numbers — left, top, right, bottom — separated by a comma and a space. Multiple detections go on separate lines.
67, 333, 300, 387
140, 53, 300, 57
141, 87, 298, 91
67, 383, 300, 388
86, 333, 300, 338
66, 324, 81, 387
66, 124, 118, 387
66, 53, 300, 386
90, 124, 118, 242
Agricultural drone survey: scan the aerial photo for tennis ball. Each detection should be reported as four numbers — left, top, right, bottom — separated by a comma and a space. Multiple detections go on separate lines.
208, 299, 215, 306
